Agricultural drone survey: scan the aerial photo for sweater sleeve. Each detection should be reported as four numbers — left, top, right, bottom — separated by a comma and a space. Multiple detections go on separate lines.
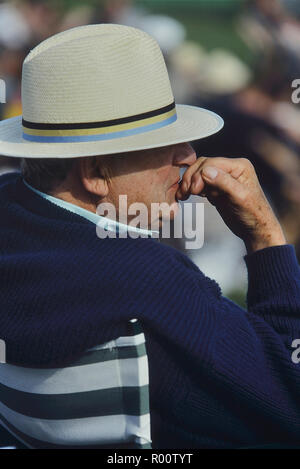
245, 244, 300, 322
130, 242, 300, 440
215, 245, 300, 375
208, 245, 300, 438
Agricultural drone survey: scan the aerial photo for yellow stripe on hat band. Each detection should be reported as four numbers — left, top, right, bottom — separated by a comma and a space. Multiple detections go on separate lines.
23, 108, 177, 137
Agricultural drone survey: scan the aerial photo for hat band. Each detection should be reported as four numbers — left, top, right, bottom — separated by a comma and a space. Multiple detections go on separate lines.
22, 102, 177, 143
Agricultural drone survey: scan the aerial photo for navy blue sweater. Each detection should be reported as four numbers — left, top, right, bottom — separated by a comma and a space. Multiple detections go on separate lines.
1, 172, 300, 448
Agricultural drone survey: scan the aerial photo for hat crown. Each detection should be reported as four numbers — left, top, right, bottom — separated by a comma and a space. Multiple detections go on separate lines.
22, 24, 174, 124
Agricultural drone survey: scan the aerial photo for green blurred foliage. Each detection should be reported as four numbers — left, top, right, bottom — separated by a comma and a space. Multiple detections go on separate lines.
227, 289, 247, 309
61, 0, 246, 9
164, 11, 253, 64
59, 0, 253, 65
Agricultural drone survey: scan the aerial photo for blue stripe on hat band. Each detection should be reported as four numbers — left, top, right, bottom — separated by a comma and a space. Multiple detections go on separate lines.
22, 114, 178, 143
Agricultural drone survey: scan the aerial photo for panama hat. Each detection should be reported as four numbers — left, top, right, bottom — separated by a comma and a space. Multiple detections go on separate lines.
0, 24, 223, 159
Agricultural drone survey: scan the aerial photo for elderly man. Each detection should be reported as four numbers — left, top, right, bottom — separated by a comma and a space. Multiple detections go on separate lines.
0, 24, 300, 449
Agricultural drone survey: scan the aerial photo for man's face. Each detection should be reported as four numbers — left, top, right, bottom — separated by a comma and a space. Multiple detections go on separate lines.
105, 142, 197, 224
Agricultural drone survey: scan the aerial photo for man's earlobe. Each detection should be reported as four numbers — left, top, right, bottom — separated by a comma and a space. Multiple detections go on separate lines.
79, 157, 109, 198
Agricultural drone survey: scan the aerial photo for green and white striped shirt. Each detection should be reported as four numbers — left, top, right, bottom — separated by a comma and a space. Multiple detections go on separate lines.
0, 319, 152, 449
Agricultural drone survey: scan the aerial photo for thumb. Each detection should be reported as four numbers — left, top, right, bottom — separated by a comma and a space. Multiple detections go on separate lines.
201, 166, 242, 198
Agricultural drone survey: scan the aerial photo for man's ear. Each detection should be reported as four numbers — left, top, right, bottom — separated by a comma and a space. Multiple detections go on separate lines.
79, 156, 109, 198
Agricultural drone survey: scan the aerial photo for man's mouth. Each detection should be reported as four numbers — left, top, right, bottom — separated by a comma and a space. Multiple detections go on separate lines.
170, 176, 182, 189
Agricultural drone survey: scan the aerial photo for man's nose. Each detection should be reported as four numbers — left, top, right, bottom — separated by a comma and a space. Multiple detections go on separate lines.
173, 143, 197, 167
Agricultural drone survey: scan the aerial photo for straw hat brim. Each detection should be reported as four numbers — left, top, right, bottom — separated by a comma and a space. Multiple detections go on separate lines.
0, 105, 223, 159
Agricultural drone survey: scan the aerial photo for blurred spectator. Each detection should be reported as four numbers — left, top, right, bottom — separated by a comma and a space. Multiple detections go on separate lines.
239, 0, 300, 77
137, 14, 185, 56
0, 1, 31, 49
91, 0, 146, 26
18, 0, 60, 43
58, 4, 94, 31
60, 0, 148, 30
170, 43, 252, 102
0, 46, 27, 120
0, 0, 61, 121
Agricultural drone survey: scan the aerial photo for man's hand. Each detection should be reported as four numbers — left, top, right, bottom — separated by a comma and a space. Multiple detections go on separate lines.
176, 157, 287, 254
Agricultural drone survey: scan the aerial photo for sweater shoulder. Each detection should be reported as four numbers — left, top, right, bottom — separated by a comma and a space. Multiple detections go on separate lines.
109, 238, 223, 300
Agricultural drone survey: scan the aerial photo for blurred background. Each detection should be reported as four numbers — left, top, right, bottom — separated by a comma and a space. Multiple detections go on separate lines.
1, 0, 300, 305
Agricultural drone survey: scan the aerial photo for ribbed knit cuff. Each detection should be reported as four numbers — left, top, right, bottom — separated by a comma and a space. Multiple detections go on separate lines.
244, 245, 300, 309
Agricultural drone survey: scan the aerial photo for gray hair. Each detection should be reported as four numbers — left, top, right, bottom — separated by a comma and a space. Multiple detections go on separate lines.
20, 154, 125, 193
21, 158, 76, 193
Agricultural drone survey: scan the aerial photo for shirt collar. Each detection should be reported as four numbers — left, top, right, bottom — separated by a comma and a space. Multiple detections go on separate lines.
23, 179, 159, 238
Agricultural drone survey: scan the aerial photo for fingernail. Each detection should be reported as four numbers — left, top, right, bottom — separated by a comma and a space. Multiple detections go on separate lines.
203, 166, 218, 180
182, 181, 187, 192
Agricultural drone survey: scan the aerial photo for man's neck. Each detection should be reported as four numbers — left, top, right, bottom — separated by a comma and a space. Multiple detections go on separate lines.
51, 188, 98, 215
50, 172, 100, 215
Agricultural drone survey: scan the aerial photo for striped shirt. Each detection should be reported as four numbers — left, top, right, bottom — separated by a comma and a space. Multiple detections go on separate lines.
0, 319, 152, 449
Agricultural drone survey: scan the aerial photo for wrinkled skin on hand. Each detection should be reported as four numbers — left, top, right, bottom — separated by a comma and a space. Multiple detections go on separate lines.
176, 156, 286, 254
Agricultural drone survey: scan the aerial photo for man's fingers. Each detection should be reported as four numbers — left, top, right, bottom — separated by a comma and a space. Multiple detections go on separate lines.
180, 157, 253, 199
201, 165, 244, 200
201, 157, 254, 177
176, 173, 205, 200
190, 172, 205, 194
180, 156, 207, 197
